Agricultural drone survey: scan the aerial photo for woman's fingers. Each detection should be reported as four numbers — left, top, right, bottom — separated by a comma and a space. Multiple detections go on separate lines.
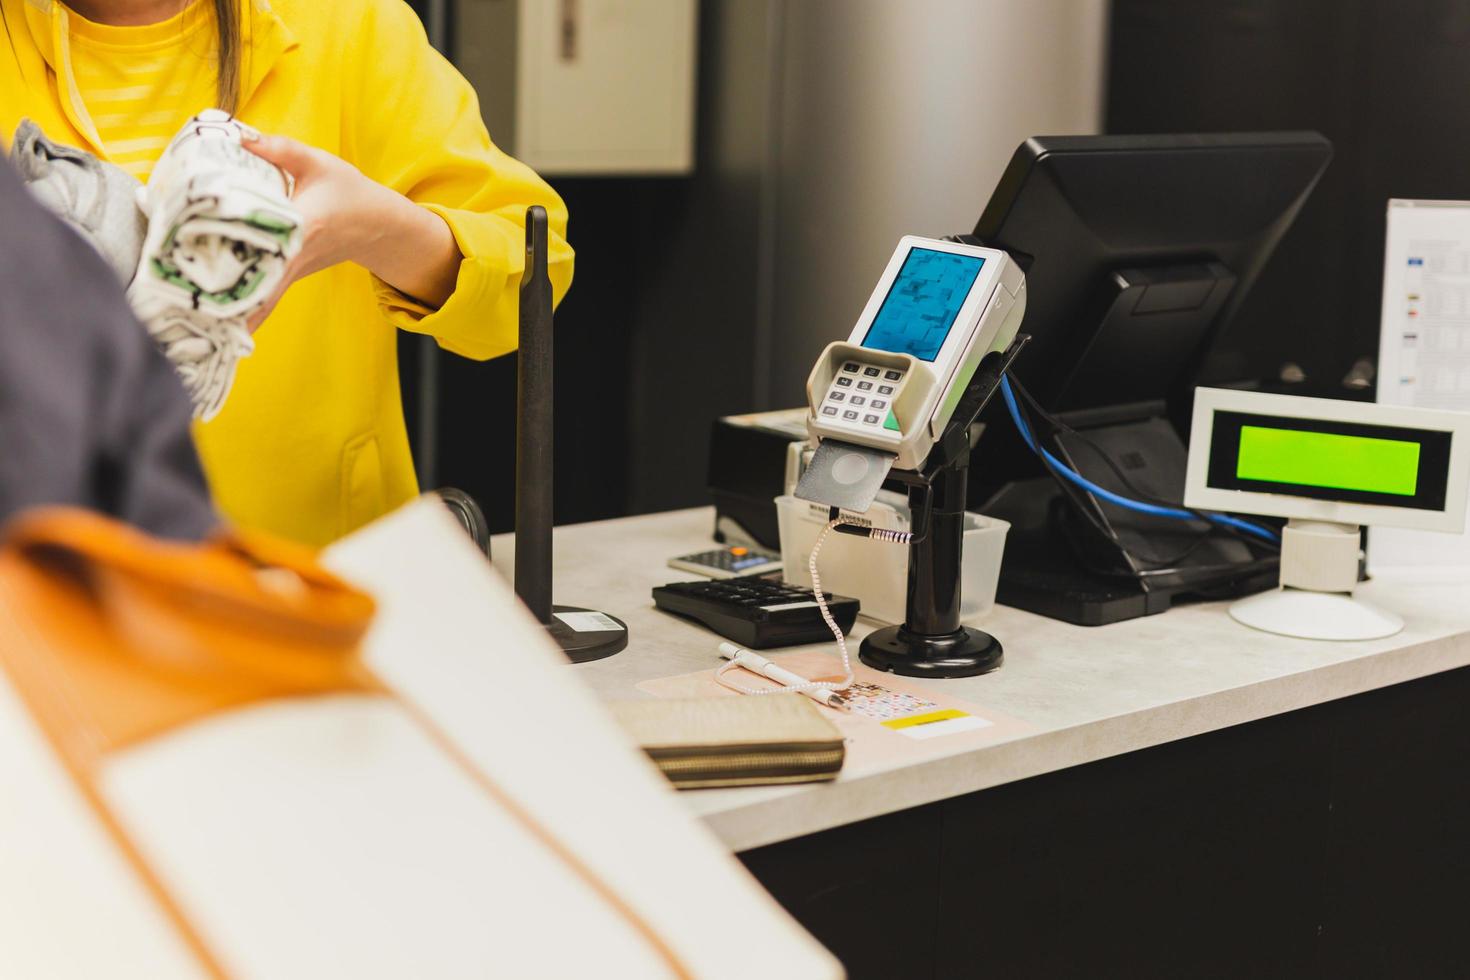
245, 288, 283, 333
245, 259, 296, 333
243, 133, 318, 183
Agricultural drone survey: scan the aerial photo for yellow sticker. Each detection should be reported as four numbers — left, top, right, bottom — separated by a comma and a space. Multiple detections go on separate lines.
880, 708, 970, 731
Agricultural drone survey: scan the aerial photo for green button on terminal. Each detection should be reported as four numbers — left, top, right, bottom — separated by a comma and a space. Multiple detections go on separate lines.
883, 410, 900, 432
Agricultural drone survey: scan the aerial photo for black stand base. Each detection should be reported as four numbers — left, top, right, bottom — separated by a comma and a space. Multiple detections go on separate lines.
860, 625, 1003, 679
996, 527, 1279, 627
546, 604, 628, 664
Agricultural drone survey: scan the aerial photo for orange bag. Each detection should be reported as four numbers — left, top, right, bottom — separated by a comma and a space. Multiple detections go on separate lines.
0, 508, 379, 976
0, 508, 380, 756
0, 508, 708, 979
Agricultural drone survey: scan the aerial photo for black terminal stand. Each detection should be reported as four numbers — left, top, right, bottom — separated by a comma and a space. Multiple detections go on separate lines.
858, 336, 1029, 679
514, 206, 628, 663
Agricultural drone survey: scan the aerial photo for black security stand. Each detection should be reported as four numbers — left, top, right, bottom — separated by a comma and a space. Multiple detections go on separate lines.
515, 206, 627, 663
859, 336, 1028, 679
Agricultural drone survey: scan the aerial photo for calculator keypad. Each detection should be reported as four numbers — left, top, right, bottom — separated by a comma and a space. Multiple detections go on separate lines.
821, 360, 907, 432
674, 548, 782, 574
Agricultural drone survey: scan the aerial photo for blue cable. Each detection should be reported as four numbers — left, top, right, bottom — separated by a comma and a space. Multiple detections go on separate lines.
999, 377, 1281, 545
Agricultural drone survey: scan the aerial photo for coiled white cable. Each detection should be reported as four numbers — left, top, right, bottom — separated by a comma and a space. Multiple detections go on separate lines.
714, 517, 914, 699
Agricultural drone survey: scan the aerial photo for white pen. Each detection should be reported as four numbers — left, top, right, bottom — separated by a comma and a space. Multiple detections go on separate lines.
717, 642, 849, 711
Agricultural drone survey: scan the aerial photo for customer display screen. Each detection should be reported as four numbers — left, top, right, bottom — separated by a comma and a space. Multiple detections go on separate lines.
861, 248, 985, 362
1207, 411, 1453, 511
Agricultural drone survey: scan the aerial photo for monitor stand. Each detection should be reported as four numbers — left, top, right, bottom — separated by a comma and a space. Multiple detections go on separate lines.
974, 259, 1276, 626
985, 413, 1278, 626
1228, 520, 1402, 641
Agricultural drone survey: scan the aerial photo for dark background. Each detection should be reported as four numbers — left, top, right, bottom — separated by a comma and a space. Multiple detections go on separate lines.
404, 0, 1470, 532
1109, 0, 1470, 397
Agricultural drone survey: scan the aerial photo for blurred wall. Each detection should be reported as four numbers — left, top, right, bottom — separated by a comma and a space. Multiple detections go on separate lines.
764, 0, 1107, 405
625, 0, 1108, 515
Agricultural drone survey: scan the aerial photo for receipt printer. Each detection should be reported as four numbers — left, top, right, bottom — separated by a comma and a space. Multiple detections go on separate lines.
796, 236, 1026, 512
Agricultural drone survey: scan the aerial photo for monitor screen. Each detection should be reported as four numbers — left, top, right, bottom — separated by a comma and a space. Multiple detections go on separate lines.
861, 248, 984, 362
1206, 410, 1452, 511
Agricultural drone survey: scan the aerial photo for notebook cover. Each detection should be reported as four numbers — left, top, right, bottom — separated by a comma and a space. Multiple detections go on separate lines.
610, 696, 845, 786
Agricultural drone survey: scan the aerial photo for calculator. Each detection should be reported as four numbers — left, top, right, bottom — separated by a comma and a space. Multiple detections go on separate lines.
652, 575, 860, 649
667, 546, 783, 579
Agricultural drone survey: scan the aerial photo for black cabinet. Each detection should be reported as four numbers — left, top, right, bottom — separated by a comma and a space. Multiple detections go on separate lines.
743, 666, 1470, 979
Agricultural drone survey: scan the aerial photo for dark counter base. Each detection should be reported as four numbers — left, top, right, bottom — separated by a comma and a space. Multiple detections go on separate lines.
741, 665, 1470, 980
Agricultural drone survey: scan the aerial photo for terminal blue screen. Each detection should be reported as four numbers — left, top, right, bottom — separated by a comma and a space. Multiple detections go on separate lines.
861, 248, 985, 362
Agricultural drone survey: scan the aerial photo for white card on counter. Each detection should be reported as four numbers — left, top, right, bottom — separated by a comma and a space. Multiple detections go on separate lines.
555, 611, 624, 633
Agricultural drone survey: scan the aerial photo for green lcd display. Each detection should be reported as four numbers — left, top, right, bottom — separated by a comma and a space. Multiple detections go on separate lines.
1236, 426, 1421, 496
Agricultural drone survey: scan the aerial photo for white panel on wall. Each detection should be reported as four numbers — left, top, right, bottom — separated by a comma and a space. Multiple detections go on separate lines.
517, 0, 699, 175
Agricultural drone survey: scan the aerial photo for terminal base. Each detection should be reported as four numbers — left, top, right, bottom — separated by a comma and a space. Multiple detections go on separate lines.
1228, 588, 1403, 641
547, 604, 628, 664
860, 624, 1003, 679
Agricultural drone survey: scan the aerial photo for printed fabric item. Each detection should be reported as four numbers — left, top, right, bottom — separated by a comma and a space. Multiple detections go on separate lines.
129, 109, 303, 421
10, 119, 147, 284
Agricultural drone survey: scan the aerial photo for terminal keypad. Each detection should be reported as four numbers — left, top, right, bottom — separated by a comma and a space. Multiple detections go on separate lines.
820, 360, 908, 432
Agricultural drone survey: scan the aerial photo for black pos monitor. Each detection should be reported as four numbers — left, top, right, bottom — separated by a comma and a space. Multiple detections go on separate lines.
965, 133, 1333, 626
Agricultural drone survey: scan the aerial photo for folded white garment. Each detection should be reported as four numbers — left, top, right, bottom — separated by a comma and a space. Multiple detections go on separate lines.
10, 119, 147, 285
129, 110, 301, 420
129, 293, 255, 422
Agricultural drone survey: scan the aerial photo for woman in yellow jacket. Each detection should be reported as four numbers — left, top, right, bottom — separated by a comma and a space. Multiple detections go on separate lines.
1, 0, 573, 546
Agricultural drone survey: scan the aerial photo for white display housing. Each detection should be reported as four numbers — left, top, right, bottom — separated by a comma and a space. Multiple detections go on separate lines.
1185, 387, 1470, 641
1185, 387, 1470, 533
805, 236, 1025, 471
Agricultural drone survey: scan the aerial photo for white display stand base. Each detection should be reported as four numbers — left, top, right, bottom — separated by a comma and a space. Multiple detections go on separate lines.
1229, 588, 1405, 641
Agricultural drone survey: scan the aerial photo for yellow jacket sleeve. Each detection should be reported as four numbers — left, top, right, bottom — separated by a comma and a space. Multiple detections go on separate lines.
344, 0, 574, 361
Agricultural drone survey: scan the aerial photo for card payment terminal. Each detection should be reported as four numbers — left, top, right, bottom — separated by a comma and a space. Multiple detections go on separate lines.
797, 236, 1026, 511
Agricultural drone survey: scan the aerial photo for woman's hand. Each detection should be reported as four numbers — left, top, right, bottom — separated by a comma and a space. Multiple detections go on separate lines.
243, 134, 463, 331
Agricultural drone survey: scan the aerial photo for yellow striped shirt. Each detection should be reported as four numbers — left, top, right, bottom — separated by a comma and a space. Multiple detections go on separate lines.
66, 1, 217, 181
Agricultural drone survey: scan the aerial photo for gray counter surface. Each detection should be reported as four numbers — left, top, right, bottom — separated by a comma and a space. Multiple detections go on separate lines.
493, 508, 1470, 852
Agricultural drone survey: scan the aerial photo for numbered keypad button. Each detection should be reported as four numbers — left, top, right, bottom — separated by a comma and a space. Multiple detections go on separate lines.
829, 391, 845, 402
843, 410, 859, 420
842, 363, 860, 373
871, 399, 886, 409
836, 377, 852, 388
884, 370, 903, 381
850, 396, 865, 406
863, 366, 881, 377
864, 414, 880, 424
822, 405, 838, 416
